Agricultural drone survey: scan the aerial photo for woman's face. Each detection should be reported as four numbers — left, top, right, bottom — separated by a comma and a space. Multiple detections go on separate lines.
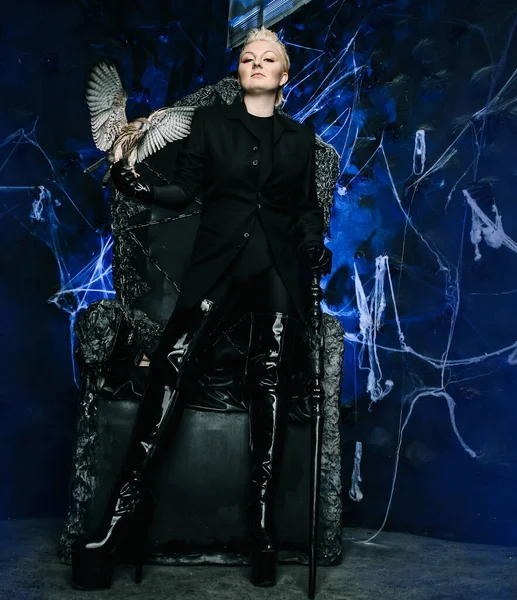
238, 40, 288, 98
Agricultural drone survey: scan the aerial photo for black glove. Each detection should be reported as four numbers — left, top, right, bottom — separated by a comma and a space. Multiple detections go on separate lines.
110, 160, 189, 210
303, 242, 332, 275
110, 161, 154, 203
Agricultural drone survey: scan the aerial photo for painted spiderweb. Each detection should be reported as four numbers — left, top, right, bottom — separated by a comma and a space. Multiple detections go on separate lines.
2, 0, 517, 543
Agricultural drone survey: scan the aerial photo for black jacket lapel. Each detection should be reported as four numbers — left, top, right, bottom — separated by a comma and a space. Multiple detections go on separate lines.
224, 99, 257, 140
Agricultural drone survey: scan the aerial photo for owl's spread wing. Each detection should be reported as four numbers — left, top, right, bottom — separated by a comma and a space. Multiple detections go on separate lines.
86, 63, 127, 151
136, 107, 196, 162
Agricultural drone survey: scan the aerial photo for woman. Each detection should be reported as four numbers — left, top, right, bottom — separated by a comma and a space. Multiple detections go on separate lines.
72, 27, 332, 590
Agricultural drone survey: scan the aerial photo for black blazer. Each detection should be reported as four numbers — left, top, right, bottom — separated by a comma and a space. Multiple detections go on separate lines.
167, 99, 325, 319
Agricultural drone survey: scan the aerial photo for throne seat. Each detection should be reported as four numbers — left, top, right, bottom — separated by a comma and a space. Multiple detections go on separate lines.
60, 77, 343, 568
87, 402, 314, 564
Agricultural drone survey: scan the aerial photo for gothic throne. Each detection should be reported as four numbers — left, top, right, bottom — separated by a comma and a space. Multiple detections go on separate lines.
59, 78, 344, 567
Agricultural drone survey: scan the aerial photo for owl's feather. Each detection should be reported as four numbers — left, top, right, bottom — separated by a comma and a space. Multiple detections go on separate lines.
86, 62, 128, 152
85, 62, 195, 175
137, 107, 196, 163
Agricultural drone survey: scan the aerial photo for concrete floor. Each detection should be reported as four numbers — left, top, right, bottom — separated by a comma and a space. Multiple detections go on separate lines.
0, 519, 516, 600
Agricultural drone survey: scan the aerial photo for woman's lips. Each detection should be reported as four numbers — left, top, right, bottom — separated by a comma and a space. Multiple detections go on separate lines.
251, 73, 265, 77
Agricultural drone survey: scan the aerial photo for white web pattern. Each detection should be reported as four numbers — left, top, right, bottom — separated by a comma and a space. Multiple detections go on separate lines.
284, 4, 517, 543
2, 1, 517, 545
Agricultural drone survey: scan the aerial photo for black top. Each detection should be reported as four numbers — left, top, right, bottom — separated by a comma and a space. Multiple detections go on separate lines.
247, 113, 274, 184
244, 112, 275, 256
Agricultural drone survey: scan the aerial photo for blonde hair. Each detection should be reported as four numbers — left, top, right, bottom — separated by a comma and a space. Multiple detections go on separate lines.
240, 28, 290, 106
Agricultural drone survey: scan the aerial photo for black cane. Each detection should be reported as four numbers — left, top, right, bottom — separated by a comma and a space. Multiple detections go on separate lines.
308, 272, 325, 599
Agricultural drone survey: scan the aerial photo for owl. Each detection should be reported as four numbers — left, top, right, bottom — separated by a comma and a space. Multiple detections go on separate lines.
84, 62, 195, 183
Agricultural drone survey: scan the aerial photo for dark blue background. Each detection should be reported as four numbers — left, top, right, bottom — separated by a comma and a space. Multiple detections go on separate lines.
2, 0, 516, 546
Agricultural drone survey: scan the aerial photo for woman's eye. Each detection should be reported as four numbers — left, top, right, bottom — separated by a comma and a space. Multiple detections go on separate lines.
242, 58, 252, 63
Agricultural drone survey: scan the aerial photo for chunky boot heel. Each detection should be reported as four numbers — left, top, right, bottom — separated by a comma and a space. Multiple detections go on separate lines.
72, 545, 116, 590
129, 514, 152, 584
71, 472, 154, 590
134, 560, 144, 585
250, 549, 278, 587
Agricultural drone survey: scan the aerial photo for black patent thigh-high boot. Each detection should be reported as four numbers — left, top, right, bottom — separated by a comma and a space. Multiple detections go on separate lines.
72, 299, 219, 590
248, 312, 298, 587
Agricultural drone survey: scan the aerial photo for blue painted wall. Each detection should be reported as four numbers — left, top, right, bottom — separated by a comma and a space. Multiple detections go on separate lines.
2, 0, 516, 545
